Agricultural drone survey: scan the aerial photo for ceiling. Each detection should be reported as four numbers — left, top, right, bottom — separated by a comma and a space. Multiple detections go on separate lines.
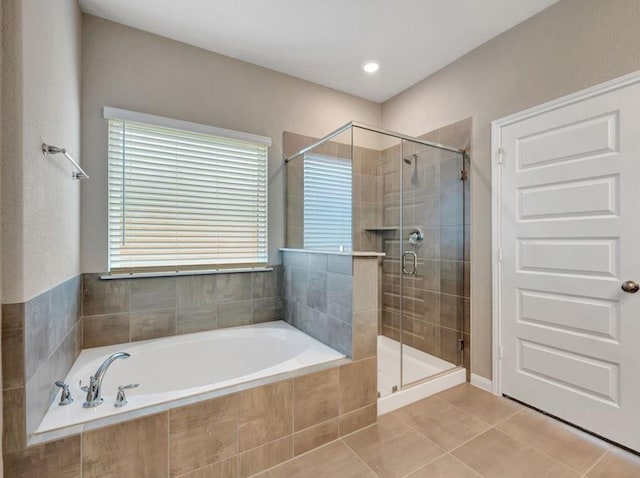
79, 0, 559, 103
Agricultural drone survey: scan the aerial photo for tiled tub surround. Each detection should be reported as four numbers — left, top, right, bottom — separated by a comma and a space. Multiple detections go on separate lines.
81, 267, 282, 348
35, 321, 345, 438
281, 249, 380, 361
2, 275, 82, 454
4, 357, 378, 478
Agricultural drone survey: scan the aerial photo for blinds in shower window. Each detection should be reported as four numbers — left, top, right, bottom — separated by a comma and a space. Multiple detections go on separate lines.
303, 154, 352, 251
107, 115, 269, 273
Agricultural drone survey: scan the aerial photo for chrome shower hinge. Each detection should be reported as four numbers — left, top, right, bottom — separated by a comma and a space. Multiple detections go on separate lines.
459, 170, 467, 181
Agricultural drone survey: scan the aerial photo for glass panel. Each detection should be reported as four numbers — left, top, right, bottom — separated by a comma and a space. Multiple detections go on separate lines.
400, 139, 464, 388
353, 126, 403, 398
284, 129, 353, 252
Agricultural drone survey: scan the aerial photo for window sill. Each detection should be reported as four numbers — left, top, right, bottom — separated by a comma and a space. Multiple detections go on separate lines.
100, 266, 273, 280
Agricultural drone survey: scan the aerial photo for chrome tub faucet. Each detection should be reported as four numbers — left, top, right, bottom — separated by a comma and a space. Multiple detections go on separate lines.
81, 352, 130, 408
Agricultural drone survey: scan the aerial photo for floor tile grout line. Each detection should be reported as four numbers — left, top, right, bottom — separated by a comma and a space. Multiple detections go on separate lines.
340, 438, 384, 477
484, 427, 592, 475
390, 402, 492, 454
445, 452, 485, 477
580, 449, 609, 478
494, 410, 611, 475
428, 394, 497, 428
394, 453, 449, 478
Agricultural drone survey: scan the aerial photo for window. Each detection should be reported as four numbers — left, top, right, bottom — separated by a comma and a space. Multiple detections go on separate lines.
105, 108, 270, 273
303, 154, 352, 251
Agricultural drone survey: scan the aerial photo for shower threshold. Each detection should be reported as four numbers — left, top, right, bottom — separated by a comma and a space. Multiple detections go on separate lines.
377, 335, 466, 414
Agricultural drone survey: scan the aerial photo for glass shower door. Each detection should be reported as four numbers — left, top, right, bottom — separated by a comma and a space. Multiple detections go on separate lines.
400, 139, 464, 387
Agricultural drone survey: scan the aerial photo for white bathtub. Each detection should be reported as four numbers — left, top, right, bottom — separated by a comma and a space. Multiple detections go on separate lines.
34, 321, 345, 441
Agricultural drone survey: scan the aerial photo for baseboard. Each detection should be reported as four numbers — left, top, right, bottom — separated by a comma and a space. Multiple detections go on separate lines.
470, 373, 493, 393
377, 368, 466, 415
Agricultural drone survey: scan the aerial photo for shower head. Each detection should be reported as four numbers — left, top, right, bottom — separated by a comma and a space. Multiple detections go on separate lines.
403, 153, 418, 165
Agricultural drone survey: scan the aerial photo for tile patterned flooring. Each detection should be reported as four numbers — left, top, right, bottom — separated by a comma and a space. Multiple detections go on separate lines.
259, 384, 640, 478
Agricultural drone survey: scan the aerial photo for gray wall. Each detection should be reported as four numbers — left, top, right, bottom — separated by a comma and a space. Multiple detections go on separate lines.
381, 0, 640, 379
80, 15, 382, 273
2, 0, 82, 304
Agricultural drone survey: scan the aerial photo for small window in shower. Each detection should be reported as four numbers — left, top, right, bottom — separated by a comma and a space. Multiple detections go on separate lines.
303, 154, 352, 251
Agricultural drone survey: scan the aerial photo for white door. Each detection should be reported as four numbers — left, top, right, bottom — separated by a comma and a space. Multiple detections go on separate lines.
494, 74, 640, 451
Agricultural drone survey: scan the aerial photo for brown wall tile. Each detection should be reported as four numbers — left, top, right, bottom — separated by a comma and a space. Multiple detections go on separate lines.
353, 259, 378, 313
352, 310, 377, 360
294, 419, 338, 456
178, 458, 237, 478
2, 303, 24, 388
82, 412, 169, 478
237, 436, 293, 478
83, 273, 130, 316
3, 386, 26, 453
339, 358, 377, 414
130, 308, 176, 341
339, 403, 377, 437
170, 394, 237, 476
176, 306, 217, 335
131, 277, 177, 311
4, 435, 80, 478
238, 380, 293, 451
83, 313, 130, 348
293, 368, 338, 431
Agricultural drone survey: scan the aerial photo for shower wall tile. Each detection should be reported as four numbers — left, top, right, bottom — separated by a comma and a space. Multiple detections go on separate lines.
380, 118, 472, 374
81, 267, 284, 348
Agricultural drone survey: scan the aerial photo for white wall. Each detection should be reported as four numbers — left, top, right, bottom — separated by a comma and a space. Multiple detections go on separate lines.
80, 15, 382, 272
382, 0, 640, 378
2, 0, 82, 303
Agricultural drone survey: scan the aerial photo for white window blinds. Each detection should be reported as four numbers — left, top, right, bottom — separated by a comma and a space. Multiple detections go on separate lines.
303, 154, 352, 251
106, 110, 269, 273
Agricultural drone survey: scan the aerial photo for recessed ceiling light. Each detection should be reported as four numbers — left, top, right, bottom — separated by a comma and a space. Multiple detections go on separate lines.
362, 61, 380, 74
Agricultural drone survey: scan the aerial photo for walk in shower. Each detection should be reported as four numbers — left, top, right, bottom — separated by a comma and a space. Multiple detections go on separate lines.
284, 121, 468, 407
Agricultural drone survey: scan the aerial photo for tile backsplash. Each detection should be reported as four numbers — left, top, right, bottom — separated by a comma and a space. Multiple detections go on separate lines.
2, 275, 82, 451
282, 251, 353, 357
82, 268, 283, 348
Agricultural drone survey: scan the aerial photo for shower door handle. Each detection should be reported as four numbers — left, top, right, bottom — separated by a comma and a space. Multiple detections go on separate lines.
402, 251, 417, 275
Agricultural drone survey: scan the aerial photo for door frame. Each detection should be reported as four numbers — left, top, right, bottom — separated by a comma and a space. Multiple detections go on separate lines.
490, 69, 640, 397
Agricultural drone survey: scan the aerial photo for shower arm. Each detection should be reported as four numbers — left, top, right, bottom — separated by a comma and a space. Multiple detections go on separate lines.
42, 143, 90, 180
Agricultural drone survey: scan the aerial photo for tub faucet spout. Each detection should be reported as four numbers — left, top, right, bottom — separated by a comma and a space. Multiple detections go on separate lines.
82, 352, 130, 408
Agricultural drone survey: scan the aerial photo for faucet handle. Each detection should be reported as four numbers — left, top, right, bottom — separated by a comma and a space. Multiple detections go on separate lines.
114, 383, 139, 408
54, 381, 73, 406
